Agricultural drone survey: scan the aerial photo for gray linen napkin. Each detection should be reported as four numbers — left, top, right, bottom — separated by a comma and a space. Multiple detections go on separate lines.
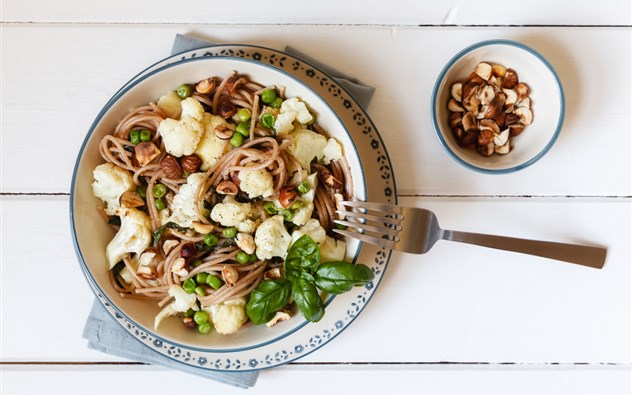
83, 33, 375, 388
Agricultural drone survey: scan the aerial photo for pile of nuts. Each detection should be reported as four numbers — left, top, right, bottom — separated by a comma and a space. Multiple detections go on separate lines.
447, 62, 533, 156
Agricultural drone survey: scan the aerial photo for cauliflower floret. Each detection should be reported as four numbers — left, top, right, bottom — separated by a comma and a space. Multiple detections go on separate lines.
167, 173, 206, 227
281, 97, 313, 124
236, 219, 258, 234
238, 168, 274, 199
195, 114, 231, 170
180, 97, 205, 121
92, 163, 135, 215
255, 215, 292, 260
154, 285, 199, 329
210, 196, 252, 227
287, 129, 328, 170
273, 98, 313, 138
273, 111, 297, 138
291, 219, 326, 245
320, 236, 347, 262
105, 208, 152, 269
157, 91, 182, 119
206, 297, 248, 335
158, 116, 204, 157
322, 138, 343, 165
291, 173, 318, 226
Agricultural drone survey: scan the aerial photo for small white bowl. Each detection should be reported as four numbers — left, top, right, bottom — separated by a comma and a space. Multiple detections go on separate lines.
431, 40, 565, 174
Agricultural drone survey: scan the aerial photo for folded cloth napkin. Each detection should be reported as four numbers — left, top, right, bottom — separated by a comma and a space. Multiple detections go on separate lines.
83, 33, 375, 388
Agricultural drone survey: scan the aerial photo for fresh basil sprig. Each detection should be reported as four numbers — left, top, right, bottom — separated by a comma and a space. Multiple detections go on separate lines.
152, 222, 188, 244
284, 234, 321, 282
292, 280, 325, 322
246, 234, 375, 325
245, 279, 292, 325
314, 261, 374, 294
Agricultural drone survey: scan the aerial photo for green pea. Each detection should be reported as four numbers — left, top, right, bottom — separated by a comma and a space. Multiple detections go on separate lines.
155, 198, 166, 210
195, 286, 206, 296
297, 181, 310, 195
249, 253, 258, 262
130, 130, 141, 145
152, 184, 167, 198
237, 108, 251, 122
198, 321, 212, 334
192, 259, 203, 267
177, 84, 192, 99
260, 113, 275, 129
270, 97, 283, 109
136, 184, 147, 198
260, 89, 277, 104
184, 308, 196, 318
204, 233, 219, 247
196, 272, 208, 284
281, 209, 294, 221
206, 274, 223, 290
290, 200, 304, 210
140, 129, 152, 142
236, 122, 251, 137
223, 227, 237, 238
183, 278, 196, 293
262, 201, 277, 215
230, 132, 244, 147
193, 310, 209, 325
236, 251, 250, 264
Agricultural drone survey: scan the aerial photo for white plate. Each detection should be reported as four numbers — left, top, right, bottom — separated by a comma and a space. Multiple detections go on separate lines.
71, 45, 397, 371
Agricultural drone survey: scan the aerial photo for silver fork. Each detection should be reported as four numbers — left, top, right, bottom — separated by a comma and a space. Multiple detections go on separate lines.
333, 201, 607, 269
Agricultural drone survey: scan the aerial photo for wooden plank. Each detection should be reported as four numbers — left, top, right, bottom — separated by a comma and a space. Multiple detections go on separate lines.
2, 196, 629, 362
2, 25, 630, 195
2, 0, 631, 25
2, 364, 631, 394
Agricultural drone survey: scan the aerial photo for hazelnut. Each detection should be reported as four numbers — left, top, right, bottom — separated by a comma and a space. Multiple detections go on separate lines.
263, 267, 282, 280
515, 83, 530, 100
473, 62, 492, 81
448, 98, 465, 112
451, 82, 463, 102
181, 154, 202, 173
214, 124, 234, 140
119, 191, 145, 208
195, 78, 216, 94
318, 167, 343, 190
183, 317, 197, 328
221, 266, 239, 287
180, 243, 196, 259
509, 123, 525, 136
477, 142, 495, 157
192, 222, 214, 234
216, 180, 238, 195
502, 68, 519, 89
266, 310, 291, 327
449, 112, 463, 129
462, 112, 477, 132
218, 101, 237, 119
477, 129, 494, 146
278, 185, 300, 208
134, 142, 160, 166
459, 130, 478, 147
160, 155, 183, 179
513, 107, 533, 125
492, 64, 507, 77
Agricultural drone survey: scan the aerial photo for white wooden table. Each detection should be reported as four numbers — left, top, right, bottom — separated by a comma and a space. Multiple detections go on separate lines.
2, 1, 631, 393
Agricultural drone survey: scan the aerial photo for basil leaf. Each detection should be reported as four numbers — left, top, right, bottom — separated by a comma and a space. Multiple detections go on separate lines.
152, 222, 187, 244
314, 262, 375, 295
292, 280, 325, 323
246, 279, 292, 325
284, 235, 321, 282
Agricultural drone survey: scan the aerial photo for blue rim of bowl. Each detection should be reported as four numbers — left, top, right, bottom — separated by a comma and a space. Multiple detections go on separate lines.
430, 39, 565, 174
69, 49, 391, 370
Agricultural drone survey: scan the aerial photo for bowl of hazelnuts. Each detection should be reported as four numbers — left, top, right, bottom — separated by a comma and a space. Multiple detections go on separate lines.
431, 40, 565, 174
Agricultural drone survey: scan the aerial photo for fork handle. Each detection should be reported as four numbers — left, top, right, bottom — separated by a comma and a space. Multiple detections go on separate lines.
443, 230, 607, 269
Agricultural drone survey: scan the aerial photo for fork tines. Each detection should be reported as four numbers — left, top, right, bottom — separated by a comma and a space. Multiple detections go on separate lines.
333, 201, 403, 249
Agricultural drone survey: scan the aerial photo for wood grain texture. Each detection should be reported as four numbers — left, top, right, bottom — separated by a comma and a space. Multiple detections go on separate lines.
2, 196, 629, 362
1, 25, 631, 195
2, 364, 631, 394
2, 0, 631, 25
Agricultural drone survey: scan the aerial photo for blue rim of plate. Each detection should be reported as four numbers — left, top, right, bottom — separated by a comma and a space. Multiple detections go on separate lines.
430, 39, 565, 174
69, 46, 397, 371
